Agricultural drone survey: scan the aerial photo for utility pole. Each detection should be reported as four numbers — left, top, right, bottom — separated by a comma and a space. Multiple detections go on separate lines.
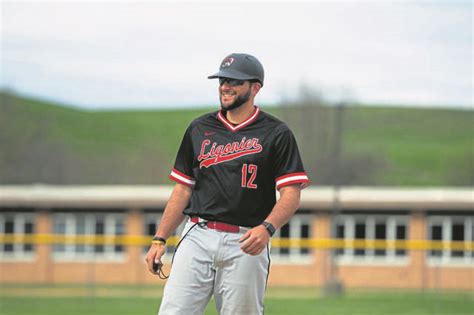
323, 101, 346, 296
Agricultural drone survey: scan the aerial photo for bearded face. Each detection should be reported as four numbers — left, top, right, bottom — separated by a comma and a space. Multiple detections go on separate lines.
220, 86, 252, 111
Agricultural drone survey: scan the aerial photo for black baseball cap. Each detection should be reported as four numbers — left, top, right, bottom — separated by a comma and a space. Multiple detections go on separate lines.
208, 53, 264, 86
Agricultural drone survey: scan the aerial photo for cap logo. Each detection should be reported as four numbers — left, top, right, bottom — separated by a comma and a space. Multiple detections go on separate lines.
221, 57, 234, 68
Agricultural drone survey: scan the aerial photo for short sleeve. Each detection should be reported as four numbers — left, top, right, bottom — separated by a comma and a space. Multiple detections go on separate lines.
272, 126, 310, 190
169, 125, 196, 187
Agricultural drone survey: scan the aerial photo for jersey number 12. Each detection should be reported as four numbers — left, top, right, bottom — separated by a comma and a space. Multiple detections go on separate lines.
241, 164, 258, 189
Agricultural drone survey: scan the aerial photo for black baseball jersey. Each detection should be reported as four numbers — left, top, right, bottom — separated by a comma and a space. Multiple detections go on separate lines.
169, 106, 309, 227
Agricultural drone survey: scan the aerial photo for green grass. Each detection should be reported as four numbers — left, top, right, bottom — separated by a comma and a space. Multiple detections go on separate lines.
0, 286, 472, 315
342, 106, 473, 185
1, 91, 215, 184
1, 91, 473, 186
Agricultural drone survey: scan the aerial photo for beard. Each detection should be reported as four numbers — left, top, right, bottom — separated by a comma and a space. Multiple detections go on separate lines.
220, 88, 251, 111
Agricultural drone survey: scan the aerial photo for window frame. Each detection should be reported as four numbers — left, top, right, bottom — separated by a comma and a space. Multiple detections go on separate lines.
270, 214, 313, 264
427, 215, 473, 266
0, 212, 36, 261
334, 214, 409, 265
52, 212, 125, 262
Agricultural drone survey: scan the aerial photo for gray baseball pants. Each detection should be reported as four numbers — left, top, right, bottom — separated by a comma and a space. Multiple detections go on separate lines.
158, 218, 271, 315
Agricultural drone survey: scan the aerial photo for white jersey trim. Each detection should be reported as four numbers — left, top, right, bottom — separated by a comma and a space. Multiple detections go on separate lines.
275, 173, 310, 190
170, 170, 196, 186
217, 106, 260, 132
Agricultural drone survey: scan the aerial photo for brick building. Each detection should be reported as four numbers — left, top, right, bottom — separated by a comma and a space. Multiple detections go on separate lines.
0, 186, 472, 290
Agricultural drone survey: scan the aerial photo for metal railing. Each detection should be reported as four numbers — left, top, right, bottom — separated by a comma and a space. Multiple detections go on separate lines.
0, 233, 472, 251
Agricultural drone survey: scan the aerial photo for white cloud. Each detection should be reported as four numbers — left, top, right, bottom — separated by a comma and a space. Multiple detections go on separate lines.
1, 1, 472, 109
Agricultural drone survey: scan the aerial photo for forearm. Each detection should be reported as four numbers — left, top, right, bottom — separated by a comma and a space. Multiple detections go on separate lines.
155, 183, 192, 239
239, 185, 301, 256
264, 185, 301, 230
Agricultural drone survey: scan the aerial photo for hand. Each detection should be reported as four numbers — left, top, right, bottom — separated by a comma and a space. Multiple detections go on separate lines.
145, 243, 166, 275
239, 225, 270, 256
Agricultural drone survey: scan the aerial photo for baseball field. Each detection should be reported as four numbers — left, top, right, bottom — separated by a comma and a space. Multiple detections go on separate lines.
0, 285, 472, 315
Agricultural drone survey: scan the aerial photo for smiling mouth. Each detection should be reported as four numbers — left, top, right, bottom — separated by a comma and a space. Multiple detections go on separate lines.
221, 93, 236, 101
221, 91, 236, 96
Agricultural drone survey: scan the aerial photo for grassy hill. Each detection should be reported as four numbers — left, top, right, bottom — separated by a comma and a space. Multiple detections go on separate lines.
341, 105, 473, 185
0, 91, 472, 186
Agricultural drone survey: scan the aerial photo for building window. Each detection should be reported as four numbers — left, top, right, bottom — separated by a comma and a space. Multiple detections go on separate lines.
335, 215, 408, 263
0, 213, 35, 260
271, 215, 313, 262
428, 216, 473, 264
395, 224, 407, 256
53, 213, 124, 260
335, 222, 345, 256
143, 213, 186, 261
354, 220, 366, 256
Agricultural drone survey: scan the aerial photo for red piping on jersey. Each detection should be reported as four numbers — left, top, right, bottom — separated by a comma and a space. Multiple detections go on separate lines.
217, 106, 260, 132
277, 179, 310, 190
172, 168, 193, 180
169, 168, 195, 187
275, 172, 307, 182
169, 174, 194, 187
275, 172, 310, 190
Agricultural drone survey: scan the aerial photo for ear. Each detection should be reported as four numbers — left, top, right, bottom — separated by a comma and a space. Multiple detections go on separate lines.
251, 82, 262, 95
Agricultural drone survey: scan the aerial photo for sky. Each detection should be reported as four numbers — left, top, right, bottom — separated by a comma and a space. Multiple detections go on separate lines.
1, 0, 472, 110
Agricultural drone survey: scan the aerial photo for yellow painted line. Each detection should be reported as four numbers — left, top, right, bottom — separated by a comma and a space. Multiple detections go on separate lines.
0, 234, 472, 251
271, 238, 472, 251
0, 234, 181, 246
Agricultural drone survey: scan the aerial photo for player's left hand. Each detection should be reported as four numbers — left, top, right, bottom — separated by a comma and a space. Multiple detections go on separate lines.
239, 225, 270, 256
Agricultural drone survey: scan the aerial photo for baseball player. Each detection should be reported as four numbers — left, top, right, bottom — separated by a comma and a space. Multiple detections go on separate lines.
145, 53, 309, 315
